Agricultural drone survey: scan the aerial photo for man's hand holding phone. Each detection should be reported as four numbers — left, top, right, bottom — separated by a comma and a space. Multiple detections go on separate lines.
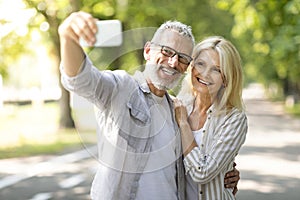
58, 11, 98, 46
58, 11, 122, 48
58, 11, 123, 77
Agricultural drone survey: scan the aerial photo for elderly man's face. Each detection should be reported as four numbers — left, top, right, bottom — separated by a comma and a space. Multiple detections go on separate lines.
144, 30, 193, 90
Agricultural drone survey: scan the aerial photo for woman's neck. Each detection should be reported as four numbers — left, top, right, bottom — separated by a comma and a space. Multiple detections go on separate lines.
188, 92, 212, 130
194, 92, 212, 112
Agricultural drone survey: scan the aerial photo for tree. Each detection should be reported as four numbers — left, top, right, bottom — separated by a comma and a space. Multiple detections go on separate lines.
22, 0, 125, 128
216, 0, 300, 99
23, 0, 82, 128
0, 8, 31, 79
3, 0, 253, 128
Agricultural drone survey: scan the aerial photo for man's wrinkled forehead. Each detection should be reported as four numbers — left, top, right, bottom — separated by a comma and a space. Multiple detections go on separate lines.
152, 29, 194, 55
152, 29, 190, 43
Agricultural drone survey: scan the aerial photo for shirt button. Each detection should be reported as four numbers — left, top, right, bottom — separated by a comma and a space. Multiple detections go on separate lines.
130, 193, 136, 199
133, 181, 139, 188
203, 130, 206, 133
200, 191, 203, 194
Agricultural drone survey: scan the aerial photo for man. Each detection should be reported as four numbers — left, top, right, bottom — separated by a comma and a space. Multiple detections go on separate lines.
58, 11, 238, 200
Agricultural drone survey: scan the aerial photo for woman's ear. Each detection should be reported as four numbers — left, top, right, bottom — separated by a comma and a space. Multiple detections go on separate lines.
143, 41, 151, 60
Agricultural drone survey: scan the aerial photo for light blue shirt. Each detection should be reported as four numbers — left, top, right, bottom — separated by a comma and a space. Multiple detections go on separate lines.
60, 56, 185, 200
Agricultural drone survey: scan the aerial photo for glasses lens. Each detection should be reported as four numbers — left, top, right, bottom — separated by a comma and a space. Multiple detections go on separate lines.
161, 46, 192, 65
161, 46, 175, 57
178, 55, 191, 65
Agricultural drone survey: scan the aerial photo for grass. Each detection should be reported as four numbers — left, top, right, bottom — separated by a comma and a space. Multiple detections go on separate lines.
0, 102, 96, 159
0, 139, 78, 159
0, 128, 91, 159
285, 102, 300, 117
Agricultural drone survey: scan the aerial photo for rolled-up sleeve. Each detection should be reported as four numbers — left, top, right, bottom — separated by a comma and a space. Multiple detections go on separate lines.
60, 57, 90, 92
183, 147, 219, 184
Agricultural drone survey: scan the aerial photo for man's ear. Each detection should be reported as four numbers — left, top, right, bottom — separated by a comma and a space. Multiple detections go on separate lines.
143, 41, 151, 60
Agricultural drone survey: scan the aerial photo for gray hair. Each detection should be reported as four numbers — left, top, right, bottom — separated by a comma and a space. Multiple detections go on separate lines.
152, 20, 195, 45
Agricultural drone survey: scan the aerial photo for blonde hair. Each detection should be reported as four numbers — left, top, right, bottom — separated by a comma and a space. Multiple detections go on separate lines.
178, 36, 245, 113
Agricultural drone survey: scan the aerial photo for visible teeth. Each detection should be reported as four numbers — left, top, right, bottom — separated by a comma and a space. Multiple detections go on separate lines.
162, 68, 176, 76
197, 77, 210, 85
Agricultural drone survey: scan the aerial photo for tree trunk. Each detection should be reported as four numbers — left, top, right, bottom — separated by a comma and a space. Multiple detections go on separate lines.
48, 15, 75, 128
57, 0, 82, 128
59, 80, 75, 128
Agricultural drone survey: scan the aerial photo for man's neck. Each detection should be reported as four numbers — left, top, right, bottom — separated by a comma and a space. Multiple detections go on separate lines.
147, 81, 166, 97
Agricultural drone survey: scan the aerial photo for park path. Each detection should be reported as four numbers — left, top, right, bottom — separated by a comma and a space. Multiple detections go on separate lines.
0, 84, 299, 199
236, 85, 300, 200
0, 145, 98, 200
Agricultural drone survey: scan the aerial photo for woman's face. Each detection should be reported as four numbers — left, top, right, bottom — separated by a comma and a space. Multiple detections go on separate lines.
191, 49, 224, 101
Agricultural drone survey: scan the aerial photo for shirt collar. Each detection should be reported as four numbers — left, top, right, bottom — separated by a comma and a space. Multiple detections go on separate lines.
132, 71, 176, 107
207, 104, 215, 114
133, 71, 151, 93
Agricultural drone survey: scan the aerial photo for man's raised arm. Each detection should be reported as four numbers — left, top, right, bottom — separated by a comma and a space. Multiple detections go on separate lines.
58, 11, 97, 77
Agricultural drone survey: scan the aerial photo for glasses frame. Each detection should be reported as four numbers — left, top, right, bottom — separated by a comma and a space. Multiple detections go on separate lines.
151, 42, 193, 65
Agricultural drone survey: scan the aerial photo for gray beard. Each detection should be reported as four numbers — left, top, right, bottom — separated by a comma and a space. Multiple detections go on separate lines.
143, 63, 182, 90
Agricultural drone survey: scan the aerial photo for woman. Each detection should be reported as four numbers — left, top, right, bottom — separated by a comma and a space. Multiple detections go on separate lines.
174, 36, 248, 200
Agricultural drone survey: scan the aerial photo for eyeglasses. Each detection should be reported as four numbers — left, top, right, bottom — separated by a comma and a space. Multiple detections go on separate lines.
151, 42, 193, 65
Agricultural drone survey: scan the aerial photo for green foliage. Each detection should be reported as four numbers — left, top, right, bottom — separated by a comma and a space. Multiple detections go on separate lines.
93, 0, 235, 70
286, 102, 300, 117
1, 0, 299, 100
219, 0, 300, 97
0, 37, 22, 77
82, 0, 116, 19
0, 22, 32, 79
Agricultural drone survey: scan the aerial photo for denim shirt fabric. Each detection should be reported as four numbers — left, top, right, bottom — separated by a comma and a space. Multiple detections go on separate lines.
60, 57, 185, 200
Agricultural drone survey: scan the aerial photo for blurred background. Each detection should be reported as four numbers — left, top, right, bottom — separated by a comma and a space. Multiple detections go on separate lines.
0, 0, 299, 199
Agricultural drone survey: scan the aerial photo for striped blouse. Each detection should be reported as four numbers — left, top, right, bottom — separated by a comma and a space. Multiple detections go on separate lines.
183, 105, 248, 200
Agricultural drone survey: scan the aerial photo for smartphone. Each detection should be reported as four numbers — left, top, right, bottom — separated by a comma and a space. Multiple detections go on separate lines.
80, 20, 122, 47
